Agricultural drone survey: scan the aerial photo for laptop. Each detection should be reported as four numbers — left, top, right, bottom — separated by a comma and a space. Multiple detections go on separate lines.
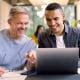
36, 48, 79, 74
21, 48, 79, 76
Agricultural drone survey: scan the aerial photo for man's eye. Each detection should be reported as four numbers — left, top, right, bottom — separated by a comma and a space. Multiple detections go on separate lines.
46, 19, 51, 21
25, 22, 28, 25
17, 23, 21, 25
54, 17, 58, 21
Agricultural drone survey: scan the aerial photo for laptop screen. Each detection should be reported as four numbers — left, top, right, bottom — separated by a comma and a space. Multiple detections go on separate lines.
36, 48, 79, 74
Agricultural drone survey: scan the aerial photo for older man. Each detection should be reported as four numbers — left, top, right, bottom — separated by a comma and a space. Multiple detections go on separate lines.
0, 6, 37, 75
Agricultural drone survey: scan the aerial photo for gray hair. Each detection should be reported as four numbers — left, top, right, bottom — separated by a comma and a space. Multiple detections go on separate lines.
9, 6, 29, 17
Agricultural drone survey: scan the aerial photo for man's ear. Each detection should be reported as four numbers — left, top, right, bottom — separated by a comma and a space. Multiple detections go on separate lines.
8, 19, 11, 25
62, 12, 65, 20
63, 16, 66, 24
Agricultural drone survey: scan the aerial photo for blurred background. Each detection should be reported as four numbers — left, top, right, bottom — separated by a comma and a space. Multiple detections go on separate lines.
0, 0, 80, 36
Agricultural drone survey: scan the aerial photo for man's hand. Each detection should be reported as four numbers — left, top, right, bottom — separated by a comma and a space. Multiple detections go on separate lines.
26, 50, 37, 71
0, 67, 5, 76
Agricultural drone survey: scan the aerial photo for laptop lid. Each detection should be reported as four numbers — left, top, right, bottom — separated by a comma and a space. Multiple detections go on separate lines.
36, 48, 79, 74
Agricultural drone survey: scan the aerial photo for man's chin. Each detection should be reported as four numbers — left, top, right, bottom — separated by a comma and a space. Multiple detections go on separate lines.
17, 34, 24, 38
51, 29, 58, 33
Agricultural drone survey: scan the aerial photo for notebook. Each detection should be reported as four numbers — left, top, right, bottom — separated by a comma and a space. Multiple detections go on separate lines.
36, 48, 79, 74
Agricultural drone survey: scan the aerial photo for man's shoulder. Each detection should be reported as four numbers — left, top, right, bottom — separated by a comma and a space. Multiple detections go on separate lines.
70, 27, 79, 33
66, 25, 78, 34
66, 26, 80, 39
0, 29, 8, 35
0, 29, 9, 45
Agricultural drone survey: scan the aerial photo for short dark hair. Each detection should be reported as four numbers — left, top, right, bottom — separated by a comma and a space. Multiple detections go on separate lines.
45, 3, 63, 12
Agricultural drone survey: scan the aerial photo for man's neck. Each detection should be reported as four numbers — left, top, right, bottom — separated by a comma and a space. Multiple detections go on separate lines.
54, 26, 65, 36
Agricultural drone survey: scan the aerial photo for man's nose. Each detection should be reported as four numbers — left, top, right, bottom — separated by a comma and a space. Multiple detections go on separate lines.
51, 20, 56, 26
22, 24, 27, 29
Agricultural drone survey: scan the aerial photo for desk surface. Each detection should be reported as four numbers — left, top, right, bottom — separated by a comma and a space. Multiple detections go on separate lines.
25, 68, 80, 80
0, 67, 80, 80
25, 74, 80, 80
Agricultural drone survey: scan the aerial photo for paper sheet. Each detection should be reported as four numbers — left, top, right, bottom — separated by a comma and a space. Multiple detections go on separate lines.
0, 71, 27, 80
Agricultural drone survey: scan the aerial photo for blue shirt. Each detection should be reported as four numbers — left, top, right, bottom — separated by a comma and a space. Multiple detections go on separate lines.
0, 29, 37, 70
